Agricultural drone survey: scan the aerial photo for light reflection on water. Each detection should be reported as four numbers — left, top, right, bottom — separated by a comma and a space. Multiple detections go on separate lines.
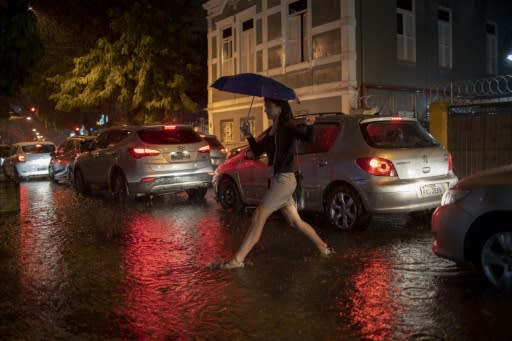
1, 182, 510, 340
116, 208, 234, 340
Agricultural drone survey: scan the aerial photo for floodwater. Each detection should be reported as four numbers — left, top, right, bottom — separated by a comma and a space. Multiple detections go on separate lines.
0, 181, 511, 340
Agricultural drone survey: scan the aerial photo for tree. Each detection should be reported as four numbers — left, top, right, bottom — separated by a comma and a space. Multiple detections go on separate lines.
0, 0, 43, 119
49, 0, 206, 125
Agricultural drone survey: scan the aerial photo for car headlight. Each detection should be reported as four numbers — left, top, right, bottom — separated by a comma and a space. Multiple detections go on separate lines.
441, 189, 471, 206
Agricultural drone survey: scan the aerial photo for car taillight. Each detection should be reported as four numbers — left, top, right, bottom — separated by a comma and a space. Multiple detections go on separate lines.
356, 157, 397, 177
127, 147, 161, 159
220, 147, 228, 154
16, 155, 25, 163
448, 153, 453, 171
198, 145, 210, 153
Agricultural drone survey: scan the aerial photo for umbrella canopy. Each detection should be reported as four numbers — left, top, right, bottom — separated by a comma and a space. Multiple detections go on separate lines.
210, 73, 299, 102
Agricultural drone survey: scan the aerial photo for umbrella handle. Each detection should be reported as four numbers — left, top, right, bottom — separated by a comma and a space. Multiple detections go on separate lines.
247, 96, 255, 118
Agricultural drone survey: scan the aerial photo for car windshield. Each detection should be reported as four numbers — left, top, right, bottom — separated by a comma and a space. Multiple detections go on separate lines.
362, 120, 439, 148
137, 127, 203, 144
21, 144, 55, 153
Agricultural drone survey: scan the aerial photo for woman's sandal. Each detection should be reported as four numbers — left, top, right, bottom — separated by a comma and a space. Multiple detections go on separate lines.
219, 260, 245, 269
322, 246, 335, 256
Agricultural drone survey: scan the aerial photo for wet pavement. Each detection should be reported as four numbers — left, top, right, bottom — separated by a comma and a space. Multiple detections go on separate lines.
0, 179, 511, 340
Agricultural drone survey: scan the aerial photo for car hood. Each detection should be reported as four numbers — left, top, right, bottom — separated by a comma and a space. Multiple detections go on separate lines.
455, 164, 512, 189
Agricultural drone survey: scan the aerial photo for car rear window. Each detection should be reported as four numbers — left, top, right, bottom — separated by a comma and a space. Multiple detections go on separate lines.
362, 120, 439, 148
137, 127, 203, 144
21, 144, 55, 153
202, 136, 223, 148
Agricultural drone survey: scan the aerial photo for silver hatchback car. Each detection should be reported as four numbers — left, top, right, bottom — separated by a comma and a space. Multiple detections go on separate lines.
213, 113, 458, 230
3, 141, 56, 181
73, 124, 213, 201
432, 164, 512, 291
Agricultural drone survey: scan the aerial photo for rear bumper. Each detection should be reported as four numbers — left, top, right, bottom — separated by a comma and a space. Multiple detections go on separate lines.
357, 174, 458, 214
128, 172, 212, 196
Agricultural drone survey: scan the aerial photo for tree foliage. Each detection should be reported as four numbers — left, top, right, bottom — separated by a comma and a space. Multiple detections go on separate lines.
0, 0, 43, 118
49, 0, 205, 124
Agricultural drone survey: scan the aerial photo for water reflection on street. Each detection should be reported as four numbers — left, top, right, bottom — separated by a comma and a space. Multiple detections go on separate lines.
1, 181, 511, 340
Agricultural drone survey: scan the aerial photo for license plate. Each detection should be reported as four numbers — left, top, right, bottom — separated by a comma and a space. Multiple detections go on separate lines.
418, 183, 445, 198
171, 152, 190, 160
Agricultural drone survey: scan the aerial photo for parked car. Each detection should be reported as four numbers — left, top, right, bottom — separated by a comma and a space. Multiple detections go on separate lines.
49, 135, 96, 184
432, 164, 512, 291
0, 144, 10, 169
213, 113, 458, 230
3, 141, 56, 181
200, 133, 228, 169
72, 124, 213, 201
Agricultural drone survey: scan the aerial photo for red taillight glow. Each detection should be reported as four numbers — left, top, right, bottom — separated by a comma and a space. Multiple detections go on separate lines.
448, 153, 453, 171
220, 148, 228, 154
198, 145, 210, 153
16, 155, 25, 163
164, 125, 176, 130
356, 157, 397, 177
127, 147, 161, 159
141, 177, 156, 183
390, 117, 403, 121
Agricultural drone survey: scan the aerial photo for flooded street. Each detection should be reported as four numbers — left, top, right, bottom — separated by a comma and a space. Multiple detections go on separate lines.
1, 181, 511, 340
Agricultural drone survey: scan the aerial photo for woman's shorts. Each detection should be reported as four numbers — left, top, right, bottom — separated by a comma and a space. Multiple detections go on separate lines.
260, 172, 296, 212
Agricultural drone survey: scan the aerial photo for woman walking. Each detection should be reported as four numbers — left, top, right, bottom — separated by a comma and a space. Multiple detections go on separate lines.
221, 97, 334, 269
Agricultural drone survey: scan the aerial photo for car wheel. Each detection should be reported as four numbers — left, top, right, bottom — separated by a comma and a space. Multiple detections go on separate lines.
217, 178, 242, 211
186, 187, 208, 200
111, 172, 129, 203
13, 168, 23, 183
73, 168, 89, 194
477, 229, 512, 291
325, 183, 369, 231
48, 166, 58, 183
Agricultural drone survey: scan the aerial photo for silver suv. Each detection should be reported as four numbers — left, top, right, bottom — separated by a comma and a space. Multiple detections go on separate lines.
213, 113, 458, 230
73, 124, 213, 201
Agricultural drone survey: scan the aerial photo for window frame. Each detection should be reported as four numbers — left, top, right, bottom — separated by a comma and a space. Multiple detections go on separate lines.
437, 7, 452, 69
396, 0, 416, 62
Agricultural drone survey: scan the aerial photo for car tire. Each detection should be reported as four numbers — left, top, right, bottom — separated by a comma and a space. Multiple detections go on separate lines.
13, 168, 23, 183
476, 228, 512, 291
111, 172, 129, 203
49, 166, 58, 184
324, 183, 369, 231
73, 168, 89, 195
186, 187, 208, 200
217, 178, 242, 211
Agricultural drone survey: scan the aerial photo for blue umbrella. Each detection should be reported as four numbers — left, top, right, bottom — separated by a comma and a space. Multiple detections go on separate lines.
210, 73, 299, 102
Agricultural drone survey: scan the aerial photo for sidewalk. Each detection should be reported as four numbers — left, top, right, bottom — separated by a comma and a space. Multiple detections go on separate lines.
0, 170, 19, 213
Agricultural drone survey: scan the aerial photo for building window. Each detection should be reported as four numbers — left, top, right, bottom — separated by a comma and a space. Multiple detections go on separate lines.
222, 27, 235, 76
220, 120, 234, 143
486, 22, 498, 75
268, 45, 283, 69
396, 0, 415, 62
240, 117, 255, 142
438, 8, 452, 68
241, 19, 255, 73
287, 0, 308, 65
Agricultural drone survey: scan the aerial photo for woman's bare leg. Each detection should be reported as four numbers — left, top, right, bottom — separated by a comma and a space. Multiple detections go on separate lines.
280, 202, 330, 254
222, 206, 273, 268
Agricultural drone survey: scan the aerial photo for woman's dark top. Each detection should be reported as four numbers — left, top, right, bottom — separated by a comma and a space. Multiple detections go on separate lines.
247, 121, 313, 175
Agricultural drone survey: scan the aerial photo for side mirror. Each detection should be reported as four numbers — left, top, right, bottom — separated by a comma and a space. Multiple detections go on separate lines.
246, 150, 255, 160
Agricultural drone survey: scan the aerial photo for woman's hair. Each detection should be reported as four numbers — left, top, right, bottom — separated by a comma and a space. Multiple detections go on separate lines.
265, 98, 293, 123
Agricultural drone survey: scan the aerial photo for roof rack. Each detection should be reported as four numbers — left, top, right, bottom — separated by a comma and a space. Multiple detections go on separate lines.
294, 112, 345, 118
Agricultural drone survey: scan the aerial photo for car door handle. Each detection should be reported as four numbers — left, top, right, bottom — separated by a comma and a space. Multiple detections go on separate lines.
316, 160, 328, 167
